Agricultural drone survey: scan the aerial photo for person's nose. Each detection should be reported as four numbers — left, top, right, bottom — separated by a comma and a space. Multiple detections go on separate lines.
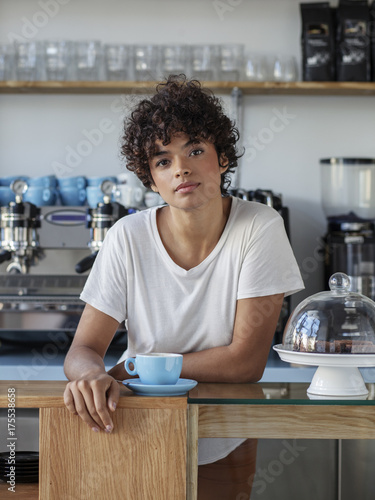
174, 156, 191, 178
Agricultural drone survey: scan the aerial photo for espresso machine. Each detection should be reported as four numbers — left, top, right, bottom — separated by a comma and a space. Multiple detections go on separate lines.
0, 180, 42, 274
0, 180, 130, 352
75, 181, 131, 274
321, 158, 375, 300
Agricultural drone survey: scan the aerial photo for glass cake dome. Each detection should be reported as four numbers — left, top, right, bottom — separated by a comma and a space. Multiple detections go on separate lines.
283, 272, 375, 354
274, 273, 375, 398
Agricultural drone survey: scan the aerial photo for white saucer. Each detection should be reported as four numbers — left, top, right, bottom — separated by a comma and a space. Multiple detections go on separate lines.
122, 378, 198, 396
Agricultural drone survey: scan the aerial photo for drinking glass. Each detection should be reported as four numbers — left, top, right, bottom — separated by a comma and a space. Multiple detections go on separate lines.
244, 53, 268, 81
43, 40, 71, 81
270, 55, 298, 82
14, 41, 38, 81
0, 44, 13, 80
283, 56, 298, 82
161, 44, 189, 78
134, 44, 159, 81
74, 40, 102, 81
104, 44, 133, 81
218, 44, 244, 81
191, 44, 218, 81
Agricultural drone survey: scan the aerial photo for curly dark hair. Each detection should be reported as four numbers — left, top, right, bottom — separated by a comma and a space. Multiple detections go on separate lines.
120, 74, 241, 196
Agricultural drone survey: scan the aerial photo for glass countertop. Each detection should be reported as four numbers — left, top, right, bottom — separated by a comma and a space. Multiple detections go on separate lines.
187, 383, 375, 405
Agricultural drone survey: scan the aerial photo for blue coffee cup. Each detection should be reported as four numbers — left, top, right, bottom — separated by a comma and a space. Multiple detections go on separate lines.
59, 187, 87, 206
0, 176, 29, 186
57, 176, 87, 190
86, 176, 117, 187
23, 187, 57, 206
86, 185, 113, 208
29, 175, 57, 188
125, 353, 183, 385
0, 187, 16, 206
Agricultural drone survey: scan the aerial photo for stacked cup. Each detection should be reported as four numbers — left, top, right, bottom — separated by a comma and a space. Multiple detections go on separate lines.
74, 41, 102, 81
0, 175, 59, 207
43, 40, 72, 81
57, 176, 87, 206
114, 172, 146, 209
104, 44, 132, 81
24, 175, 58, 206
0, 44, 14, 80
14, 41, 41, 81
133, 44, 160, 81
191, 45, 218, 81
0, 176, 27, 206
86, 176, 117, 207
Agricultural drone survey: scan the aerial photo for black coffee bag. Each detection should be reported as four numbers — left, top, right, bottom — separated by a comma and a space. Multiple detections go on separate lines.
336, 0, 371, 81
300, 2, 336, 81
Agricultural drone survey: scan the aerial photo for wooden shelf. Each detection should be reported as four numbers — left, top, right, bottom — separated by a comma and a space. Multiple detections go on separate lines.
1, 80, 375, 95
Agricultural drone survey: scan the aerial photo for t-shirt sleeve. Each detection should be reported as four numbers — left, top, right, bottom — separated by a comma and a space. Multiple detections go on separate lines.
237, 214, 304, 299
80, 224, 127, 323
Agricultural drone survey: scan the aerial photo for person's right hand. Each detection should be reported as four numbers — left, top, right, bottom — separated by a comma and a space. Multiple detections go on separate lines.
64, 372, 120, 433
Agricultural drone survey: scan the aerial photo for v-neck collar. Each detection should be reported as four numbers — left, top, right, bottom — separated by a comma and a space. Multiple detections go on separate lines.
150, 197, 237, 276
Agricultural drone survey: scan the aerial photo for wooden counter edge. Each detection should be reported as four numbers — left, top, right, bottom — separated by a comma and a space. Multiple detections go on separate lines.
0, 381, 187, 409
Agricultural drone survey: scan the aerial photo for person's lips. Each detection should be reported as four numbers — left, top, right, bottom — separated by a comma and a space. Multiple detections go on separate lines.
175, 182, 200, 193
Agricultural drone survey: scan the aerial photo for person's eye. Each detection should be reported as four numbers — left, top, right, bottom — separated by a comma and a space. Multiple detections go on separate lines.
155, 158, 169, 167
190, 148, 204, 157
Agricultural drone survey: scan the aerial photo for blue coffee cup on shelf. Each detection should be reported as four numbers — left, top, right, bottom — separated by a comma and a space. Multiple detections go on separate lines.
23, 187, 57, 206
125, 353, 183, 385
86, 185, 113, 208
57, 176, 87, 190
86, 176, 117, 187
29, 175, 57, 188
0, 187, 16, 206
59, 187, 87, 206
0, 175, 29, 186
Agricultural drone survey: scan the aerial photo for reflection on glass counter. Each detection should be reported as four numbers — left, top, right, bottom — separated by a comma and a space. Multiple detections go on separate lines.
188, 382, 375, 404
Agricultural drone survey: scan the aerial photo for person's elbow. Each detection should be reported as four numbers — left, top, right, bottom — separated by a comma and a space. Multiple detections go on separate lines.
227, 345, 267, 383
235, 363, 265, 384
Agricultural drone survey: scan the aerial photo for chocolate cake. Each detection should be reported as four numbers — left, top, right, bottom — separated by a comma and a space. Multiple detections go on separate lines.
293, 338, 375, 354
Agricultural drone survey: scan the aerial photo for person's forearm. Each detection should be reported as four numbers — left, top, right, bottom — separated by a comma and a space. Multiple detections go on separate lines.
107, 360, 129, 381
64, 345, 107, 381
180, 344, 267, 383
181, 295, 282, 383
108, 344, 268, 384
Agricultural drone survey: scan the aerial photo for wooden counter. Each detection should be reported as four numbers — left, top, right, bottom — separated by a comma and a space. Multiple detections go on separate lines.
0, 381, 187, 500
2, 381, 375, 500
0, 483, 38, 500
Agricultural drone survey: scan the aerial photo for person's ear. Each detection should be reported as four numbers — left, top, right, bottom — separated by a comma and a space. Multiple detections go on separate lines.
150, 185, 159, 193
219, 153, 229, 173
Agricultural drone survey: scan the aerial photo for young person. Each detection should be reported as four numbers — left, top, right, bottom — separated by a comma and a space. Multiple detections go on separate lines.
64, 74, 304, 499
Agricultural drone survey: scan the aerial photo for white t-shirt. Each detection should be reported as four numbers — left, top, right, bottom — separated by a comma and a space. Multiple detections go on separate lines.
80, 196, 304, 464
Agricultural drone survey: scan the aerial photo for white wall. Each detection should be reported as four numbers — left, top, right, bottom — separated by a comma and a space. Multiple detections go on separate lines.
1, 0, 375, 304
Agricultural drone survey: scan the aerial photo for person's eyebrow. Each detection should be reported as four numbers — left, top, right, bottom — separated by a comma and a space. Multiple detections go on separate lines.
152, 139, 202, 157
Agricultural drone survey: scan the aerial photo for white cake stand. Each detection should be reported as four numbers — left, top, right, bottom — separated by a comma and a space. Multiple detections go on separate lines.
273, 344, 375, 399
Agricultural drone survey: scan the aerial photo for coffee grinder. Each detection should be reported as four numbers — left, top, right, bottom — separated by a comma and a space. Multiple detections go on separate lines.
321, 158, 375, 300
